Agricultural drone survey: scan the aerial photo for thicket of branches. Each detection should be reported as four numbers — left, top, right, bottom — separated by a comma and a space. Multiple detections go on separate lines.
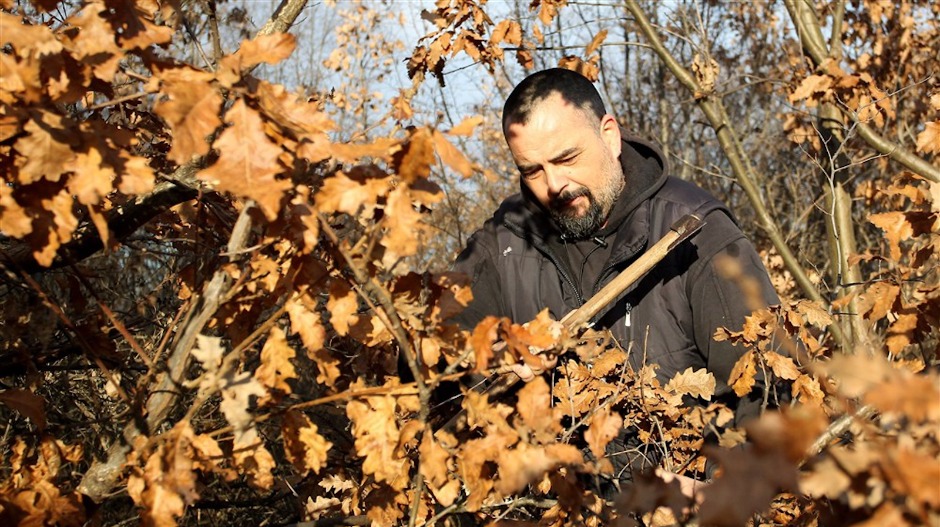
0, 0, 937, 526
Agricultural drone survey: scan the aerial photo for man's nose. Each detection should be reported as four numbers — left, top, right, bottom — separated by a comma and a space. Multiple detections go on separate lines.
544, 166, 568, 196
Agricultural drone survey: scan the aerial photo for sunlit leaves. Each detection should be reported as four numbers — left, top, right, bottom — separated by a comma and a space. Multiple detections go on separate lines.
67, 2, 125, 82
433, 130, 476, 177
584, 408, 622, 462
197, 99, 291, 221
870, 212, 914, 261
0, 13, 63, 59
381, 187, 427, 265
535, 0, 568, 25
495, 442, 583, 496
153, 68, 223, 164
282, 410, 332, 476
190, 335, 274, 490
857, 281, 900, 321
470, 316, 501, 372
327, 280, 360, 337
0, 436, 85, 526
692, 52, 719, 98
104, 0, 175, 51
0, 5, 159, 267
515, 376, 562, 442
255, 327, 297, 403
127, 423, 199, 527
915, 122, 940, 155
232, 435, 275, 491
918, 94, 940, 154
316, 168, 388, 216
789, 74, 832, 104
218, 33, 297, 85
14, 113, 75, 184
286, 296, 339, 387
347, 390, 411, 489
665, 367, 716, 401
728, 350, 758, 397
584, 28, 607, 56
763, 352, 801, 381
788, 60, 896, 127
420, 433, 460, 506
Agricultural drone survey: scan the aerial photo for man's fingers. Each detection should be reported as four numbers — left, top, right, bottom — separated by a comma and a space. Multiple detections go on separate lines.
508, 353, 557, 382
540, 354, 558, 370
508, 363, 535, 382
655, 469, 706, 502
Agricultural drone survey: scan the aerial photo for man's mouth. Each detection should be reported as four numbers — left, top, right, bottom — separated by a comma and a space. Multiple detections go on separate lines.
552, 189, 590, 212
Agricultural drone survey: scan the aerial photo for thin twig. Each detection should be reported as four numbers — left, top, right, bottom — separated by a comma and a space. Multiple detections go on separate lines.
800, 404, 877, 466
2, 256, 135, 409
87, 91, 149, 110
66, 262, 155, 371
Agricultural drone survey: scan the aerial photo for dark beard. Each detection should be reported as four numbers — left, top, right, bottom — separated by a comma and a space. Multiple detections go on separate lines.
549, 188, 605, 239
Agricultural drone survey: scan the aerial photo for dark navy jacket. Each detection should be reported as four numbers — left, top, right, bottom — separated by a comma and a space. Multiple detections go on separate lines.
454, 135, 780, 424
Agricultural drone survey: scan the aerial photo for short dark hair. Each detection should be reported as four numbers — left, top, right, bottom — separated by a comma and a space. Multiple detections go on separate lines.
502, 68, 606, 132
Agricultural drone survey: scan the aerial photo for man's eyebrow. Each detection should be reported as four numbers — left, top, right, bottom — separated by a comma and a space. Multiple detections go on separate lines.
516, 147, 580, 174
517, 162, 538, 174
549, 147, 579, 163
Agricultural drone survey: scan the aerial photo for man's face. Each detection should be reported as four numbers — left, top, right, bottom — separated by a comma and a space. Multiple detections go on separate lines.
505, 93, 624, 239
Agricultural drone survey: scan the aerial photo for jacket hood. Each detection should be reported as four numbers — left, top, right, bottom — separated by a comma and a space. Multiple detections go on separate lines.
494, 132, 669, 242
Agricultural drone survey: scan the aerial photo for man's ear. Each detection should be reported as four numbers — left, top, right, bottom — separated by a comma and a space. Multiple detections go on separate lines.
600, 114, 622, 157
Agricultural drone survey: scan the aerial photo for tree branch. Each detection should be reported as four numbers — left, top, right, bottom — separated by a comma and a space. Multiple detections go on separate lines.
77, 203, 253, 502
622, 0, 840, 345
852, 119, 940, 182
784, 0, 940, 183
1, 165, 201, 274
800, 404, 877, 466
257, 0, 309, 37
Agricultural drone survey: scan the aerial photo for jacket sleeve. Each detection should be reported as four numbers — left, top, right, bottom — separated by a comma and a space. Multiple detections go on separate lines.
451, 229, 506, 330
685, 211, 782, 425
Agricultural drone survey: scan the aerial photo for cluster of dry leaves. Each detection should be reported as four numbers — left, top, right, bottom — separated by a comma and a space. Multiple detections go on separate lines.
782, 1, 940, 157
1, 0, 938, 526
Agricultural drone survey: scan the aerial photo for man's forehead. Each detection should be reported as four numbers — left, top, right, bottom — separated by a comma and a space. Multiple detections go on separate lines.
507, 121, 584, 168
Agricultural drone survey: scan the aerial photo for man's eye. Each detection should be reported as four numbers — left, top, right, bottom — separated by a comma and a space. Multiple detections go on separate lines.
521, 169, 540, 180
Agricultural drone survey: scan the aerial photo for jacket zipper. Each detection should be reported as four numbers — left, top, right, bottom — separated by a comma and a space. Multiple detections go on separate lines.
503, 220, 585, 306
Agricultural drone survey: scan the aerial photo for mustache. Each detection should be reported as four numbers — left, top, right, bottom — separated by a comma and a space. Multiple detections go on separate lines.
550, 187, 591, 209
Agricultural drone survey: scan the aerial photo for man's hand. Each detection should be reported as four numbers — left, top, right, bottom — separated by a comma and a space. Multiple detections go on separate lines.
507, 353, 558, 382
655, 468, 706, 501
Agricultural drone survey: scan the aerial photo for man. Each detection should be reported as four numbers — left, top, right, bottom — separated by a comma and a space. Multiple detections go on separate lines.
453, 68, 780, 485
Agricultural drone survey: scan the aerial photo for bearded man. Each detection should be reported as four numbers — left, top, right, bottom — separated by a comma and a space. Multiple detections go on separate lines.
453, 68, 782, 488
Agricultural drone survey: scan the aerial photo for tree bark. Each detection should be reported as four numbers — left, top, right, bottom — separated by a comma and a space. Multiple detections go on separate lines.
785, 0, 873, 352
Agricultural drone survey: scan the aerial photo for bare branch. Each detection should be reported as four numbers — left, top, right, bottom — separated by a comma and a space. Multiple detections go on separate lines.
622, 0, 838, 343
77, 202, 254, 501
784, 0, 940, 183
